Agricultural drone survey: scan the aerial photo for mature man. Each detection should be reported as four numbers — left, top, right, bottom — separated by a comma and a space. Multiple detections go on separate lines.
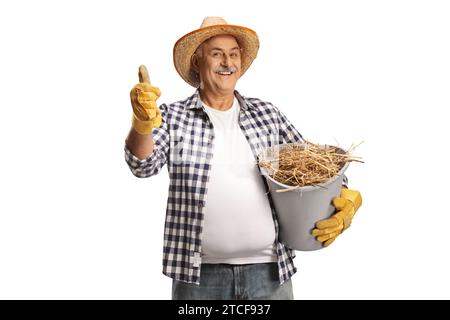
125, 17, 362, 300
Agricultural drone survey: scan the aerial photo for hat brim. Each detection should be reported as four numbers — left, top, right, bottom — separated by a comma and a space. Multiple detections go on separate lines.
173, 24, 259, 87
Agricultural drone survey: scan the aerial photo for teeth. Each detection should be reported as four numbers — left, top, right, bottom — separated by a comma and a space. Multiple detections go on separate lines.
218, 71, 232, 75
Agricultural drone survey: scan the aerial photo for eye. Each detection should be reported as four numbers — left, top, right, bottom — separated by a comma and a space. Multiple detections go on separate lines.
212, 52, 222, 58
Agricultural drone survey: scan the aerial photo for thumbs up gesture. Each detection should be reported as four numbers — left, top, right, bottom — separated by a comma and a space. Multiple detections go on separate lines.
130, 65, 162, 134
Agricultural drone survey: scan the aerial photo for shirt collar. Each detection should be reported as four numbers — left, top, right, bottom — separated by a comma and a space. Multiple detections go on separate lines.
184, 89, 257, 111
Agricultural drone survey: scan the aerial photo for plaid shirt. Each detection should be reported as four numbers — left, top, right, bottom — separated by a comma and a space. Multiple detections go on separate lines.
124, 89, 305, 285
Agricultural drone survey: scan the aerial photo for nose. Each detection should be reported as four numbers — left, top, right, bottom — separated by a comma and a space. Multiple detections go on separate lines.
221, 54, 231, 67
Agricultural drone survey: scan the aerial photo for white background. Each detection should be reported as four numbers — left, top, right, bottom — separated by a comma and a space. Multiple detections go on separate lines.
1, 0, 449, 299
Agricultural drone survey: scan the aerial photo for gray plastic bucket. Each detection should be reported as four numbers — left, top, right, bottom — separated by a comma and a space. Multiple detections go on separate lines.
258, 143, 349, 251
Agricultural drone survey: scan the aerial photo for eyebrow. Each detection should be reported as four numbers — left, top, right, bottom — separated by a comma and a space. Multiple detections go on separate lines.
209, 46, 241, 52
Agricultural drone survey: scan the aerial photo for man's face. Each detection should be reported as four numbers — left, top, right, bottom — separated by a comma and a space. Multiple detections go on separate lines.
193, 35, 242, 94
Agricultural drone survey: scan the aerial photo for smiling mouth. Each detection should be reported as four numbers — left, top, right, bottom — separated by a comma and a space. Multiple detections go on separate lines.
216, 71, 234, 76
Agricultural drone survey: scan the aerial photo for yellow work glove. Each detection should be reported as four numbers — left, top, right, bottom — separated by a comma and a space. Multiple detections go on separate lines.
130, 65, 162, 134
312, 188, 362, 247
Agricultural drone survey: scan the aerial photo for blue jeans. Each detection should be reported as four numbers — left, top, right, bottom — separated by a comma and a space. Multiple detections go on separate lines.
172, 263, 294, 300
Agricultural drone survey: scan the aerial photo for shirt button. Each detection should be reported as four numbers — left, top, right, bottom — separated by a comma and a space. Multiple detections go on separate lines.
198, 200, 204, 208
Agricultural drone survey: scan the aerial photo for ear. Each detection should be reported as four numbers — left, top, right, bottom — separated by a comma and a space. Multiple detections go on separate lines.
191, 54, 200, 73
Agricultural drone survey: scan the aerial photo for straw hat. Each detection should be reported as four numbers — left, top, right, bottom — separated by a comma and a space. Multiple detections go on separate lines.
173, 17, 260, 87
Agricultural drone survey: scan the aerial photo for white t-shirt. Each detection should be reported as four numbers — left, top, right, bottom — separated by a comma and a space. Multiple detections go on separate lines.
201, 97, 277, 264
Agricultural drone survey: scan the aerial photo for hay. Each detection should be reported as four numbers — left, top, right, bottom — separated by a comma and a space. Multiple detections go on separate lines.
258, 141, 363, 188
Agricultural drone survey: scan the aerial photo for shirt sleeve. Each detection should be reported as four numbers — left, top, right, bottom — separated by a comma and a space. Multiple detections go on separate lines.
124, 103, 170, 178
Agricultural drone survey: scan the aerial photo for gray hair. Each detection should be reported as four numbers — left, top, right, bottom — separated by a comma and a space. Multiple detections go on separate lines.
194, 43, 204, 59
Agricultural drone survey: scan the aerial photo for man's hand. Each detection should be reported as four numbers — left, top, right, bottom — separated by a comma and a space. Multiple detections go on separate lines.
312, 188, 362, 247
130, 65, 162, 134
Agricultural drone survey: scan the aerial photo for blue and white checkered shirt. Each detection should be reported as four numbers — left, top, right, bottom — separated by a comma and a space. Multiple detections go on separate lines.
124, 89, 305, 285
